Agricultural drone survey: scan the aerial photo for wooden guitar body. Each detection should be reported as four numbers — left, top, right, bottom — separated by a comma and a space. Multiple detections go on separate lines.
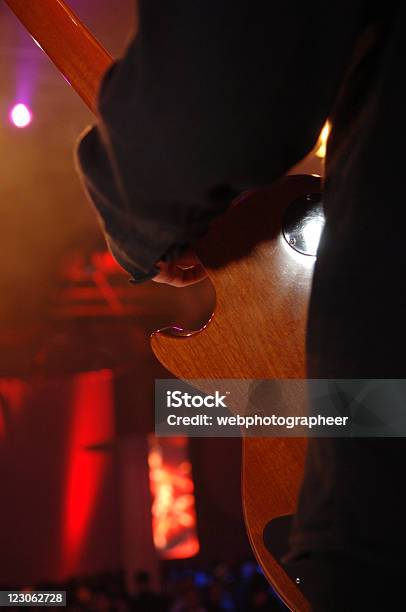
151, 174, 320, 611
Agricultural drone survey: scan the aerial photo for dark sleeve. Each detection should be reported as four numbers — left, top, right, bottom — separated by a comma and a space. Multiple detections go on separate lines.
76, 0, 364, 280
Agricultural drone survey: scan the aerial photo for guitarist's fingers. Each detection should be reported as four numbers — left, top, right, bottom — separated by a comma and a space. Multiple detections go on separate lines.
175, 262, 207, 287
153, 250, 207, 287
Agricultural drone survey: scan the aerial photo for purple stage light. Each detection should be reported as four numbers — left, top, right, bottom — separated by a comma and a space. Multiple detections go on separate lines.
9, 103, 33, 128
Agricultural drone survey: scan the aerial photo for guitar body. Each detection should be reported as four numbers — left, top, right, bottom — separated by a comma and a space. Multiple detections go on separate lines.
151, 174, 320, 611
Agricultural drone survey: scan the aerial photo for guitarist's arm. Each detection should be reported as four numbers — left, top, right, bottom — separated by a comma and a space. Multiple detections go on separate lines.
76, 0, 363, 285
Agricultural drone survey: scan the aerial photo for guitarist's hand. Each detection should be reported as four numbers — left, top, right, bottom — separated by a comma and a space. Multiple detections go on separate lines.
152, 248, 207, 287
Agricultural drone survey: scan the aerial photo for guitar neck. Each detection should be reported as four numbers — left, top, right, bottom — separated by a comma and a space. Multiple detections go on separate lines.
4, 0, 112, 114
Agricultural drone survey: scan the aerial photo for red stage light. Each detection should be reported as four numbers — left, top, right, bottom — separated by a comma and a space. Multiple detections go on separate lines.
62, 369, 114, 575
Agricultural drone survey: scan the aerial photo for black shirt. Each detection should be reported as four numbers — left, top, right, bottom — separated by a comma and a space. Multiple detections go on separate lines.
77, 0, 365, 280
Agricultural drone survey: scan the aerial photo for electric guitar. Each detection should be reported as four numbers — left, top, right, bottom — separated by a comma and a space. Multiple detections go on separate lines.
4, 2, 319, 608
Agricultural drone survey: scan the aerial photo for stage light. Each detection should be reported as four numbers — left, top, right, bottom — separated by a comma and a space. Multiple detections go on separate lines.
148, 435, 199, 559
315, 121, 331, 158
9, 103, 32, 128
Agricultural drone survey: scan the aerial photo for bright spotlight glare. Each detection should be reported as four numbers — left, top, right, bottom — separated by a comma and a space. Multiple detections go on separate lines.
302, 215, 324, 254
10, 103, 33, 128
